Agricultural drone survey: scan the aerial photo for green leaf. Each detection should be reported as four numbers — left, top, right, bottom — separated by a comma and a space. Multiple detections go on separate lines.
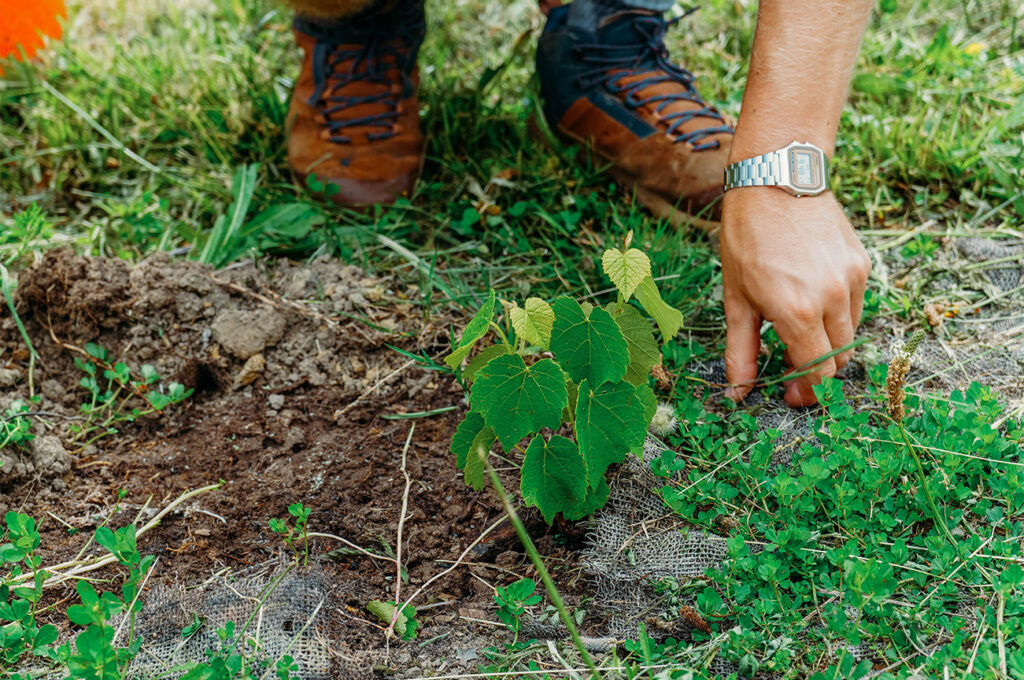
634, 277, 684, 342
509, 297, 555, 349
367, 601, 418, 639
504, 578, 538, 602
576, 380, 647, 487
636, 383, 657, 427
606, 302, 659, 386
445, 290, 497, 369
33, 623, 58, 654
463, 426, 492, 491
470, 354, 567, 451
520, 435, 588, 523
563, 477, 611, 521
463, 344, 512, 382
396, 603, 419, 640
451, 411, 486, 470
601, 248, 651, 301
550, 297, 629, 387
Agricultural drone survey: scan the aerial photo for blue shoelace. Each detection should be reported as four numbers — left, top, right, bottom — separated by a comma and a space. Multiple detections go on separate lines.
573, 10, 733, 151
307, 14, 423, 144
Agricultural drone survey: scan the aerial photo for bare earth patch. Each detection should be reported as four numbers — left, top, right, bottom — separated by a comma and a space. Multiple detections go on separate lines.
0, 250, 583, 678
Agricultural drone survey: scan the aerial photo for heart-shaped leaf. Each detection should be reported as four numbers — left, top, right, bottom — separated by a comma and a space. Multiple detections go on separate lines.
576, 379, 648, 487
520, 434, 588, 523
471, 354, 567, 451
601, 248, 651, 301
606, 302, 660, 386
510, 297, 555, 349
550, 297, 629, 387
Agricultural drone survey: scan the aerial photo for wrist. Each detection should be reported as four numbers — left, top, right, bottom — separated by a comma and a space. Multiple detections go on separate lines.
728, 126, 836, 165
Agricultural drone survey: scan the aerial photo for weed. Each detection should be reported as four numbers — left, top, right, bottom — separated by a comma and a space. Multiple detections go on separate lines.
366, 600, 419, 641
0, 510, 156, 680
1, 400, 36, 450
269, 503, 312, 567
70, 342, 192, 448
493, 577, 542, 649
0, 512, 57, 675
0, 205, 53, 267
652, 365, 1024, 677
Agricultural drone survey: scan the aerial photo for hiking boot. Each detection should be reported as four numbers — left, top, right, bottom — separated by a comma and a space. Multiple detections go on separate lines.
287, 1, 426, 206
536, 5, 734, 228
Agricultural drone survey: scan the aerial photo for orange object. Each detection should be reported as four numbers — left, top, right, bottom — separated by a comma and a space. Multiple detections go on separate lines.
0, 0, 66, 74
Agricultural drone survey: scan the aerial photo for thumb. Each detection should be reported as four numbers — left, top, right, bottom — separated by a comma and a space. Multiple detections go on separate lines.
724, 293, 762, 401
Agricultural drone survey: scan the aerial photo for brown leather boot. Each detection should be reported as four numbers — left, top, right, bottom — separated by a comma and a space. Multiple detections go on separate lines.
286, 2, 426, 206
536, 5, 734, 229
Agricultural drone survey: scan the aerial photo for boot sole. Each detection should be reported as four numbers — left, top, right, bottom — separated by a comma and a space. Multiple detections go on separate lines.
530, 111, 722, 234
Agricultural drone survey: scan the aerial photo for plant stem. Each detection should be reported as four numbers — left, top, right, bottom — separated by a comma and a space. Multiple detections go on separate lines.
481, 457, 601, 680
897, 423, 957, 547
489, 320, 511, 348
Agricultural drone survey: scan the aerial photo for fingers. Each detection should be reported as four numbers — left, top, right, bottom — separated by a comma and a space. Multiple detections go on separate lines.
724, 293, 762, 401
851, 289, 865, 331
825, 308, 855, 371
774, 315, 837, 407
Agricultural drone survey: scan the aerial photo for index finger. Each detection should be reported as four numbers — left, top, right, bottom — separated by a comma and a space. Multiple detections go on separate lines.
773, 318, 838, 407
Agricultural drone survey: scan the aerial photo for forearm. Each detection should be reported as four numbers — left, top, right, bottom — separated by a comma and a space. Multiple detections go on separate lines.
730, 0, 872, 162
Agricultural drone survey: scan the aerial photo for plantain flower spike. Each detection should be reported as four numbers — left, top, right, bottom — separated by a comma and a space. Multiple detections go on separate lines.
886, 331, 925, 424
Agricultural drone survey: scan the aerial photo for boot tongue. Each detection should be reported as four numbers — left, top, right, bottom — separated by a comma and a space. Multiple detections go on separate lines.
596, 10, 662, 67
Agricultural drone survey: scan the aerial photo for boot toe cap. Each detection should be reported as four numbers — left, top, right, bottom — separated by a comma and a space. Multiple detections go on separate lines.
326, 170, 418, 207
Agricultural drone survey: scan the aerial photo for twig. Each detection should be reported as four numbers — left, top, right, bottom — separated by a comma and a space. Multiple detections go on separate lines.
546, 640, 584, 680
964, 620, 989, 677
388, 425, 416, 638
399, 512, 509, 615
306, 532, 396, 564
2, 411, 86, 422
113, 556, 159, 643
10, 482, 222, 587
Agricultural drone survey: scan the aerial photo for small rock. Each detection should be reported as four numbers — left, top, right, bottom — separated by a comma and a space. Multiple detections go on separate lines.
31, 435, 71, 475
0, 367, 21, 387
268, 393, 285, 410
40, 379, 66, 403
455, 648, 478, 662
282, 269, 316, 299
210, 307, 286, 359
232, 353, 266, 389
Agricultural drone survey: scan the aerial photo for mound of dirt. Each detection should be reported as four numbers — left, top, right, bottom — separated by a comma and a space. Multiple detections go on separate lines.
0, 249, 576, 678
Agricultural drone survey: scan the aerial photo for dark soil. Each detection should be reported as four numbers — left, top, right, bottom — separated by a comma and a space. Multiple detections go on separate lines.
0, 249, 585, 678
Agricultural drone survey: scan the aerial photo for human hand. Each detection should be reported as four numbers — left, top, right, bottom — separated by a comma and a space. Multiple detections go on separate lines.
720, 188, 871, 407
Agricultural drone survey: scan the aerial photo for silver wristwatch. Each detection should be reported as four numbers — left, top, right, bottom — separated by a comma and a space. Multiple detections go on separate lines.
723, 141, 830, 197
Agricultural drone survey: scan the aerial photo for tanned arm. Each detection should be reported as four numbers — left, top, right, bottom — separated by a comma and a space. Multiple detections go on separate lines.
722, 0, 874, 407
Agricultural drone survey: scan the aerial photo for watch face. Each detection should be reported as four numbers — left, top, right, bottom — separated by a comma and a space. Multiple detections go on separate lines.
787, 147, 824, 192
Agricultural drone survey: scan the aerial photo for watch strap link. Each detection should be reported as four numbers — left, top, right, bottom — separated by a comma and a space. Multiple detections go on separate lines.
723, 150, 783, 189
